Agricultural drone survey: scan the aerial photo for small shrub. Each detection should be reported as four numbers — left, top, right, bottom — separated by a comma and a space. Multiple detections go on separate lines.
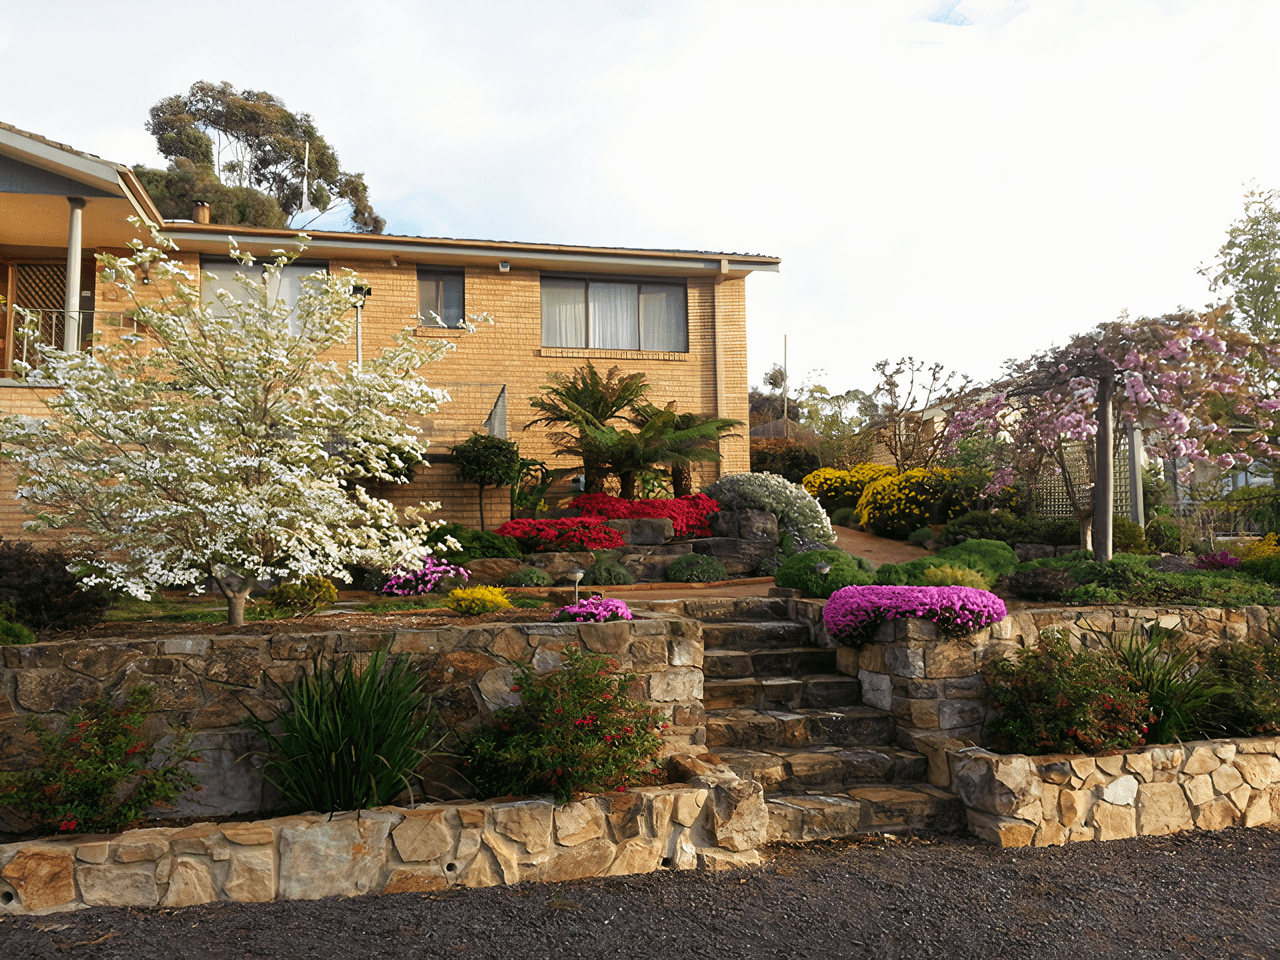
665, 554, 728, 583
244, 651, 441, 812
1241, 532, 1280, 563
0, 539, 113, 633
773, 549, 874, 599
580, 554, 636, 587
501, 567, 554, 588
447, 585, 513, 615
1194, 550, 1241, 571
1208, 642, 1280, 736
802, 464, 896, 513
1145, 517, 1183, 554
554, 596, 634, 623
264, 575, 338, 615
831, 507, 858, 528
937, 539, 1018, 581
855, 468, 980, 540
0, 617, 35, 645
751, 438, 820, 484
382, 556, 470, 596
1240, 554, 1280, 584
907, 526, 934, 546
461, 648, 663, 803
0, 686, 200, 833
921, 564, 990, 590
423, 523, 524, 563
824, 585, 1007, 646
703, 472, 835, 554
1112, 514, 1149, 553
982, 634, 1153, 755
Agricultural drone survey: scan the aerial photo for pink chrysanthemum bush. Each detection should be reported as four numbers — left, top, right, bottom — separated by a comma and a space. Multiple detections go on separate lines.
823, 585, 1007, 646
554, 596, 634, 623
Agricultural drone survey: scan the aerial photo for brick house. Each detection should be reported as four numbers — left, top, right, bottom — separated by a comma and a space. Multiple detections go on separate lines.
0, 122, 778, 537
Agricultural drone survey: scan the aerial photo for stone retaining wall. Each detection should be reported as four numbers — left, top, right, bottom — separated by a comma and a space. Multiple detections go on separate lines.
948, 737, 1280, 848
835, 604, 1280, 771
0, 770, 767, 915
0, 612, 706, 820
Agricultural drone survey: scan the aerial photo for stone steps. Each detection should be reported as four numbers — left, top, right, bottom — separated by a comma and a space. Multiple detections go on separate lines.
705, 705, 897, 750
767, 786, 967, 841
714, 744, 929, 794
702, 674, 862, 711
701, 621, 814, 651
704, 646, 838, 679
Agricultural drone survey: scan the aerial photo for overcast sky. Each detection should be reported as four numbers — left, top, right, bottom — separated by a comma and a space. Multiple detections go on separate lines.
3, 0, 1278, 398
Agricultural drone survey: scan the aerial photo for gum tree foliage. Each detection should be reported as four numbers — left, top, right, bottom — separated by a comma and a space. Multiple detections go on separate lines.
144, 81, 385, 233
0, 231, 476, 625
1203, 187, 1280, 340
948, 308, 1280, 559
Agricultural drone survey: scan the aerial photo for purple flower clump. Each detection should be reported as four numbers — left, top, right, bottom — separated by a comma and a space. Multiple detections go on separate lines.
555, 596, 634, 623
381, 555, 470, 596
1193, 550, 1240, 570
823, 585, 1007, 646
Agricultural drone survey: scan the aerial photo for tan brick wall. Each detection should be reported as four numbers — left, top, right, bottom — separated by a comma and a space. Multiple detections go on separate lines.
0, 251, 754, 539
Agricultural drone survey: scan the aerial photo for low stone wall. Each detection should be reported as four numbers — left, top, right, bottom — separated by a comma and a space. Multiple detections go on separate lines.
835, 604, 1280, 769
0, 770, 767, 915
1, 612, 706, 820
948, 737, 1280, 848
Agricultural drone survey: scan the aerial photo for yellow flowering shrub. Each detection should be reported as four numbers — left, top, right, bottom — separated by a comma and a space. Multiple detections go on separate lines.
447, 585, 513, 615
802, 464, 896, 513
1241, 533, 1280, 563
855, 467, 979, 539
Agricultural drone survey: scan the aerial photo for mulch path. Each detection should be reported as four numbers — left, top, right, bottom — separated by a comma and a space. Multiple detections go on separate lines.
1, 827, 1277, 959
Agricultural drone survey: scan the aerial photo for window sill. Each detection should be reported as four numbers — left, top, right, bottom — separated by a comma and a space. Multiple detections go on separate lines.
412, 326, 468, 337
538, 347, 689, 361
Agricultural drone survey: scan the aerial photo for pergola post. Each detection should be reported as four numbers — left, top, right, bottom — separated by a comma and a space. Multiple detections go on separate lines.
62, 197, 86, 353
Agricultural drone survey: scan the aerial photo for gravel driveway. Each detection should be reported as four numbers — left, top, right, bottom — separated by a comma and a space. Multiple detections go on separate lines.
3, 828, 1277, 960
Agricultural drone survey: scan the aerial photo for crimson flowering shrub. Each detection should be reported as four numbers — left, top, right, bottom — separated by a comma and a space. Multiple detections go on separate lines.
571, 493, 720, 538
554, 596, 633, 623
381, 555, 469, 596
823, 585, 1007, 646
461, 648, 664, 803
0, 686, 200, 834
494, 516, 627, 552
983, 634, 1154, 755
1194, 550, 1241, 570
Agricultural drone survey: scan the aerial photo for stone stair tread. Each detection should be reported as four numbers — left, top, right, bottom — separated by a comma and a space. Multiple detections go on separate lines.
767, 785, 966, 840
713, 744, 929, 793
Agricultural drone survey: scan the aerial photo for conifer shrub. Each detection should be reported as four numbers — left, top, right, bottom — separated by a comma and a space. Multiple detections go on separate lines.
501, 567, 554, 588
665, 553, 728, 583
580, 554, 636, 586
773, 549, 873, 598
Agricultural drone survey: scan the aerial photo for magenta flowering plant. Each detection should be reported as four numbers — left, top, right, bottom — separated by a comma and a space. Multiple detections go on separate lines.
824, 585, 1007, 646
554, 595, 634, 623
1193, 550, 1241, 570
381, 555, 470, 596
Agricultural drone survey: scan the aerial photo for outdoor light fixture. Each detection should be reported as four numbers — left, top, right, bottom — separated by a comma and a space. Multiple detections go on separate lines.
498, 261, 510, 273
568, 567, 585, 603
815, 562, 832, 576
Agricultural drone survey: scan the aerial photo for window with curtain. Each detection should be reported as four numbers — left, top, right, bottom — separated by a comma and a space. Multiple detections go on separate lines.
540, 276, 687, 352
201, 257, 327, 335
418, 269, 465, 328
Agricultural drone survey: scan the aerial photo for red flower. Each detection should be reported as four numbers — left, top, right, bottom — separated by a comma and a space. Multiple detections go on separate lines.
58, 818, 77, 832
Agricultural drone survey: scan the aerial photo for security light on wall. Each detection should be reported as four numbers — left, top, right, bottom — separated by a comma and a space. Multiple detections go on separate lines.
498, 261, 510, 273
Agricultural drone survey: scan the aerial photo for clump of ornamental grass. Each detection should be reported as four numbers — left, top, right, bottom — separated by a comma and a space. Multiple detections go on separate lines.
461, 648, 663, 803
0, 686, 200, 834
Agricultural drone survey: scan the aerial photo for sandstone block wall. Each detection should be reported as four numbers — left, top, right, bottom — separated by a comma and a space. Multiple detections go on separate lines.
0, 614, 707, 820
0, 777, 765, 915
949, 737, 1280, 848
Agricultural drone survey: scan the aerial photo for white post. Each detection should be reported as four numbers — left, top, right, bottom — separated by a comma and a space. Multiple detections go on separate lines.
62, 197, 86, 353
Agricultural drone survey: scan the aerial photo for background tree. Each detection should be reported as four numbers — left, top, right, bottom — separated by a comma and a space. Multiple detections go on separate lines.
0, 233, 462, 624
865, 357, 973, 471
134, 157, 287, 229
1204, 187, 1280, 339
142, 81, 385, 232
452, 433, 521, 531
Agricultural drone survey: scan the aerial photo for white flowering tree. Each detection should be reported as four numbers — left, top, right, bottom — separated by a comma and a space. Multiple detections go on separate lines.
0, 232, 476, 625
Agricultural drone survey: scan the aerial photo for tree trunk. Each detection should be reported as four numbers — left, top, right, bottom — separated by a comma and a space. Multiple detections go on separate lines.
671, 463, 693, 499
1092, 372, 1115, 562
213, 572, 254, 626
618, 471, 637, 500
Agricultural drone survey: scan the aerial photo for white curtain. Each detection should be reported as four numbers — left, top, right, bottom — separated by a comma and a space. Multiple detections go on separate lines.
441, 275, 465, 327
589, 282, 639, 349
541, 278, 586, 347
639, 284, 687, 352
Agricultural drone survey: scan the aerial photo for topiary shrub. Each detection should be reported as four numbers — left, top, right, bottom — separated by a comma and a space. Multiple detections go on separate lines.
264, 575, 339, 615
0, 539, 113, 633
451, 433, 521, 532
831, 507, 858, 528
447, 585, 513, 615
774, 549, 874, 599
500, 567, 553, 588
665, 553, 728, 583
703, 472, 836, 554
921, 564, 990, 590
580, 554, 636, 586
